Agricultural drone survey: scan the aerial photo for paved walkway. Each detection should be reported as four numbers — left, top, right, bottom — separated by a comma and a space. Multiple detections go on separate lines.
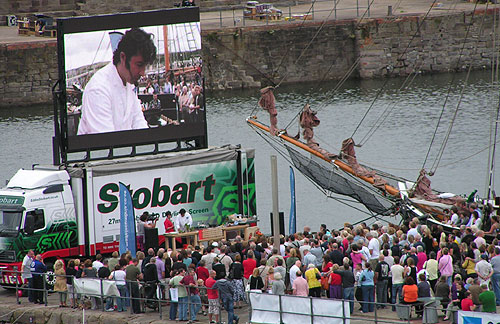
200, 0, 483, 29
0, 0, 487, 44
0, 287, 487, 324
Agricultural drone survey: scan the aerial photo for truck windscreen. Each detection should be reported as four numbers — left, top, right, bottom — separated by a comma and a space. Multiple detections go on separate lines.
0, 210, 22, 237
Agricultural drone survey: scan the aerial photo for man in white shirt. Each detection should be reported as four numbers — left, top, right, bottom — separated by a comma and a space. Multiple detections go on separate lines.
174, 208, 193, 232
21, 250, 35, 302
391, 257, 405, 310
476, 254, 493, 287
289, 260, 301, 287
77, 28, 156, 135
200, 245, 218, 271
474, 231, 486, 249
367, 232, 380, 269
299, 238, 311, 259
450, 206, 460, 226
92, 254, 104, 271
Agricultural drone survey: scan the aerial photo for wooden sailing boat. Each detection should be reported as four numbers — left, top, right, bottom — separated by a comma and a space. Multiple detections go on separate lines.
246, 5, 500, 226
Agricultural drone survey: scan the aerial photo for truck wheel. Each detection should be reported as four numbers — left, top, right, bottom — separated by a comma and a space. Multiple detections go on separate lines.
44, 263, 55, 292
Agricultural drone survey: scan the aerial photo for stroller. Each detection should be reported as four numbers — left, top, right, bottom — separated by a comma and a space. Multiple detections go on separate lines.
143, 280, 159, 311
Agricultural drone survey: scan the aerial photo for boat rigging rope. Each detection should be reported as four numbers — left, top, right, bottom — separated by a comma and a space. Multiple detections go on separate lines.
426, 0, 486, 175
272, 0, 322, 83
357, 0, 463, 147
349, 0, 439, 141
487, 93, 500, 199
485, 6, 500, 199
83, 31, 106, 86
280, 0, 398, 131
273, 0, 343, 89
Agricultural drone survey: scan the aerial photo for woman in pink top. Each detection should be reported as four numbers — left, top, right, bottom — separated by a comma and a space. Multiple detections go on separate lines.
416, 246, 427, 271
350, 245, 366, 269
438, 247, 454, 286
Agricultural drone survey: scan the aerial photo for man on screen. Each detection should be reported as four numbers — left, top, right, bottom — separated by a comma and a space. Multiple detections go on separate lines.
77, 28, 157, 135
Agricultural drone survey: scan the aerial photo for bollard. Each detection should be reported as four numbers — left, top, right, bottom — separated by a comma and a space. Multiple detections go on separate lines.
43, 273, 48, 306
388, 5, 392, 15
219, 11, 223, 27
72, 277, 76, 308
187, 292, 191, 321
158, 284, 162, 320
342, 299, 346, 324
100, 278, 105, 311
15, 272, 20, 305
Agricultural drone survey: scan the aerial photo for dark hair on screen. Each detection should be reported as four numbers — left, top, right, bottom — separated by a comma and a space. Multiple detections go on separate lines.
112, 28, 156, 67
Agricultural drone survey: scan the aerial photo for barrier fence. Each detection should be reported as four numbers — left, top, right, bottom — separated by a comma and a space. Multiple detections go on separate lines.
9, 270, 222, 321
10, 271, 495, 324
201, 0, 372, 28
248, 293, 415, 324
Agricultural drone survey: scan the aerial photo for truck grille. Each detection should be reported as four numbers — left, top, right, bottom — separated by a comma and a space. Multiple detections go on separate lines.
0, 251, 16, 263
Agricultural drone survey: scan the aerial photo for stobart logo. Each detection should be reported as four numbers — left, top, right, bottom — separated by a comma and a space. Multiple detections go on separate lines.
97, 175, 216, 213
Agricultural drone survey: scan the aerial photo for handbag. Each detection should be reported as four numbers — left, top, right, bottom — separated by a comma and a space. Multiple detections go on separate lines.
169, 287, 179, 302
315, 271, 321, 280
321, 275, 329, 290
245, 276, 251, 292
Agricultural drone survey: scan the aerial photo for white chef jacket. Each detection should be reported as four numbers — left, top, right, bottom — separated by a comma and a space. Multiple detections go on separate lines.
174, 212, 193, 232
77, 63, 148, 135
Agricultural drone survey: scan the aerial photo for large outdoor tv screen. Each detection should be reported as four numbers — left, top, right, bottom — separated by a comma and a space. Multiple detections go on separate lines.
57, 8, 206, 152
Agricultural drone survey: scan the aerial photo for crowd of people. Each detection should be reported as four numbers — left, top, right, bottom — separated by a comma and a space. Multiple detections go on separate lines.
17, 201, 500, 323
139, 70, 204, 125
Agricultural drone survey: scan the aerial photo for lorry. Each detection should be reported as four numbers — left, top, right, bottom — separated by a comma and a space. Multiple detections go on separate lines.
0, 145, 256, 286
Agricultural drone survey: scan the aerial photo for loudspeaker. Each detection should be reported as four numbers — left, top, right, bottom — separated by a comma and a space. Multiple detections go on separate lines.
144, 227, 159, 251
269, 212, 285, 236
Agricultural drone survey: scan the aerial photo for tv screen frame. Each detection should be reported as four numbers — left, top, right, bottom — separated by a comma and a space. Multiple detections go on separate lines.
55, 8, 207, 160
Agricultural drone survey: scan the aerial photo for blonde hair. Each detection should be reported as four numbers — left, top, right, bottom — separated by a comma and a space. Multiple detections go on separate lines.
54, 259, 64, 270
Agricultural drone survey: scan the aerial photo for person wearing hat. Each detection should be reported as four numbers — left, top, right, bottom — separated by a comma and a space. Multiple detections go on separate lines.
211, 241, 221, 255
271, 272, 285, 295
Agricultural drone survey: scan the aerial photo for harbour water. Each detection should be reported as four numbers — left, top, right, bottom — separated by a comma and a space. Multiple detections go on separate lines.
1, 70, 499, 234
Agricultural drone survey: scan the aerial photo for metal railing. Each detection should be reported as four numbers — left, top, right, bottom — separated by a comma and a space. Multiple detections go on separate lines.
201, 0, 372, 29
247, 292, 450, 324
9, 270, 223, 321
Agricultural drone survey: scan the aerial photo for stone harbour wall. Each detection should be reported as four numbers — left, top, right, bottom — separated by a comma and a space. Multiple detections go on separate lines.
1, 9, 499, 107
202, 9, 499, 90
0, 41, 58, 107
201, 20, 358, 89
356, 10, 496, 78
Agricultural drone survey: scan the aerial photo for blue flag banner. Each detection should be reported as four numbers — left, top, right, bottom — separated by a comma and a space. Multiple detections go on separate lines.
119, 182, 136, 256
289, 167, 297, 235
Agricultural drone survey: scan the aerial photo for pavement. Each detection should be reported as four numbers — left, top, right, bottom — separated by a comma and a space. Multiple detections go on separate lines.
0, 0, 486, 44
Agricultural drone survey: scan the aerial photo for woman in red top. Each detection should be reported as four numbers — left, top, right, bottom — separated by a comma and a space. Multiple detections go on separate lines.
243, 250, 257, 284
328, 264, 342, 299
322, 255, 334, 297
163, 211, 175, 249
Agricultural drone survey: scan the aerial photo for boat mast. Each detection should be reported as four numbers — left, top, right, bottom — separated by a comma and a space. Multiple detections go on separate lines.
163, 25, 170, 73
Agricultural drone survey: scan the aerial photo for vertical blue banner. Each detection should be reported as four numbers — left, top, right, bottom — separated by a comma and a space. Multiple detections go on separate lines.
289, 167, 297, 235
119, 182, 136, 256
